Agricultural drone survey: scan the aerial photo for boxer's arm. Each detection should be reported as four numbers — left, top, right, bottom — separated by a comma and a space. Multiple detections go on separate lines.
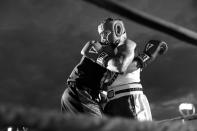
81, 40, 115, 67
125, 40, 168, 73
126, 40, 168, 73
81, 40, 136, 73
135, 40, 168, 68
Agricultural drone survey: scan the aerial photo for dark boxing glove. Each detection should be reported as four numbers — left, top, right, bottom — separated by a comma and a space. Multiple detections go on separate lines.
135, 40, 168, 68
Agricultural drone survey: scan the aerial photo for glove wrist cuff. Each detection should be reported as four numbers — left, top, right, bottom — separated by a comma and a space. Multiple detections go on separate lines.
134, 53, 150, 68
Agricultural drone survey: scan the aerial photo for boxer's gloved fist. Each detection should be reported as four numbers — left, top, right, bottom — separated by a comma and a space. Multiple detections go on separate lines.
144, 40, 168, 58
136, 40, 168, 68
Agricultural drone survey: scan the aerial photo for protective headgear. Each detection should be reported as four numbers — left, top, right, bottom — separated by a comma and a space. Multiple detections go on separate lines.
98, 18, 127, 45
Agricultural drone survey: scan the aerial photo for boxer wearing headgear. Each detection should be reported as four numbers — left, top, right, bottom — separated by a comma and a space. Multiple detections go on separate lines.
61, 18, 137, 118
98, 19, 168, 121
103, 40, 167, 121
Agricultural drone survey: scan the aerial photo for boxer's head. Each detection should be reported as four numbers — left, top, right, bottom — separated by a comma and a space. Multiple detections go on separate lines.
98, 18, 127, 45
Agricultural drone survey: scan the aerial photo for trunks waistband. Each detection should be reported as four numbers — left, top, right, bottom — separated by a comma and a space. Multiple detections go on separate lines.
107, 83, 143, 101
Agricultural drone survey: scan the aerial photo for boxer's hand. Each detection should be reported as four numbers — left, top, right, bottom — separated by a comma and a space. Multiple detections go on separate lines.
135, 40, 168, 68
144, 40, 168, 59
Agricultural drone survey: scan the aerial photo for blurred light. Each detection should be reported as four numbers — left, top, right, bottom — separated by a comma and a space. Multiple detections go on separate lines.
179, 103, 195, 116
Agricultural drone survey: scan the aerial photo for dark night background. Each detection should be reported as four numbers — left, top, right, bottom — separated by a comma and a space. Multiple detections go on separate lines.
1, 0, 197, 121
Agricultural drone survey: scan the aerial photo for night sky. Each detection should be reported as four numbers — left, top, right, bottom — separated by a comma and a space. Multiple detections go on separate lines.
1, 0, 197, 121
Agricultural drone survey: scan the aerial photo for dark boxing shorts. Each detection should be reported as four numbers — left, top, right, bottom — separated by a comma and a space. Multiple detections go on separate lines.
61, 84, 103, 118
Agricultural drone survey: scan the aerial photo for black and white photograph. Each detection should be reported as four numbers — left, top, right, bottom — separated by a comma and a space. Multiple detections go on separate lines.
0, 0, 197, 130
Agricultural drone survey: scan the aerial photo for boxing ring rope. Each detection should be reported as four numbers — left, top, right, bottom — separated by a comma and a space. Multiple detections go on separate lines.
0, 105, 69, 131
0, 105, 196, 131
0, 105, 112, 131
1, 1, 197, 130
83, 0, 197, 46
0, 105, 108, 131
158, 114, 197, 123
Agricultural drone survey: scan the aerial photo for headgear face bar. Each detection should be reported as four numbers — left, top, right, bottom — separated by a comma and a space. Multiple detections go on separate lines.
98, 18, 127, 45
